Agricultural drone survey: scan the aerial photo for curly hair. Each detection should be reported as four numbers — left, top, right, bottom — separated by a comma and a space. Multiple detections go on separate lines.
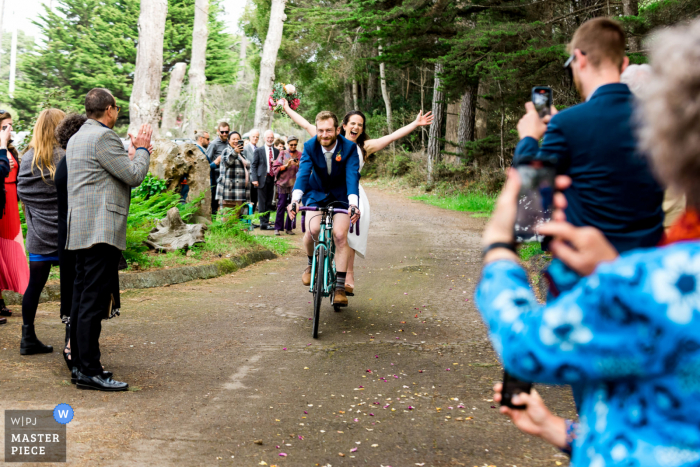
638, 19, 700, 202
55, 113, 87, 150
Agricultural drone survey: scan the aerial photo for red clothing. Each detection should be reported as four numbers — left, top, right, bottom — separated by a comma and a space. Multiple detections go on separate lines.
272, 150, 300, 190
0, 151, 30, 294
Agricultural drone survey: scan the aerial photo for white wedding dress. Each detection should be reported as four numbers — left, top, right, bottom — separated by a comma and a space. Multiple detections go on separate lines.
348, 146, 370, 258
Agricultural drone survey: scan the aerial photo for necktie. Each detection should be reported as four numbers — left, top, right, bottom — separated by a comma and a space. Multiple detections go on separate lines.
324, 151, 333, 175
268, 147, 274, 177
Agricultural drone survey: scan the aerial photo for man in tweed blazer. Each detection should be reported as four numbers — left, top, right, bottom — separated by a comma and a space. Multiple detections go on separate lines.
66, 88, 152, 392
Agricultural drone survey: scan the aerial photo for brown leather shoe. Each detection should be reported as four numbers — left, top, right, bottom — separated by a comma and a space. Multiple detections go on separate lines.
302, 266, 312, 286
334, 288, 349, 307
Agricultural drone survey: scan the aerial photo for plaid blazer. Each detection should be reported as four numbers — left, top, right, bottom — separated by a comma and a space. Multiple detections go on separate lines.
65, 119, 150, 251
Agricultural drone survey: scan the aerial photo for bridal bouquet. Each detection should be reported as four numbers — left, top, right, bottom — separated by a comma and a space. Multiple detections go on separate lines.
269, 83, 302, 114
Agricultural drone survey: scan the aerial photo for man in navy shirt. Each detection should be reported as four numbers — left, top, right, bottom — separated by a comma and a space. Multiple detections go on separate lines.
513, 18, 664, 257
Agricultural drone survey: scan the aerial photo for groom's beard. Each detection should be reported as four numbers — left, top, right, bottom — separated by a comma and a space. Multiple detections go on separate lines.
320, 134, 337, 149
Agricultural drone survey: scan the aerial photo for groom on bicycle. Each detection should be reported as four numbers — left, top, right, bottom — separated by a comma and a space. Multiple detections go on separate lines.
288, 111, 361, 307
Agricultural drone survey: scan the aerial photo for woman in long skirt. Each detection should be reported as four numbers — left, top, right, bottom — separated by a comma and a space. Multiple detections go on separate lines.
0, 110, 30, 323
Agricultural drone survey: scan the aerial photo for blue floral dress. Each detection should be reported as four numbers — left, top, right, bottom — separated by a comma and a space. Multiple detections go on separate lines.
475, 242, 700, 466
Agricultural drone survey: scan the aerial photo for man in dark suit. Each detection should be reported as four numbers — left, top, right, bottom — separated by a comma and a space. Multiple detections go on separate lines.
288, 111, 361, 306
206, 122, 230, 217
513, 17, 664, 257
251, 129, 279, 230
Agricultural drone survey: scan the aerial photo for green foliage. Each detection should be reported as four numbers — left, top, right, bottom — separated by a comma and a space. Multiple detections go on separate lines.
519, 242, 543, 261
131, 173, 168, 199
124, 192, 181, 265
410, 191, 496, 213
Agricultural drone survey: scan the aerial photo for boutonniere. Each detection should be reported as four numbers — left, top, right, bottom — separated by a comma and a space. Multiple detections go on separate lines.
335, 154, 342, 162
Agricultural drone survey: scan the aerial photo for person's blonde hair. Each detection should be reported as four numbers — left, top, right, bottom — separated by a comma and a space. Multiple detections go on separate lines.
638, 18, 700, 201
315, 111, 338, 128
27, 108, 66, 182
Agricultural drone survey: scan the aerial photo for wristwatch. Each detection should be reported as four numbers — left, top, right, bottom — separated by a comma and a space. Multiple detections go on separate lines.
482, 242, 517, 258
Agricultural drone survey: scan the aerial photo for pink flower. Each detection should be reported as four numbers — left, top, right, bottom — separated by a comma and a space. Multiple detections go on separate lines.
291, 98, 301, 110
279, 453, 287, 457
350, 447, 358, 453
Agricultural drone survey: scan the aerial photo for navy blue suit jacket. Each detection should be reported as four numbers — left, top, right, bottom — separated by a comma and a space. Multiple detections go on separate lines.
513, 83, 664, 253
293, 134, 360, 207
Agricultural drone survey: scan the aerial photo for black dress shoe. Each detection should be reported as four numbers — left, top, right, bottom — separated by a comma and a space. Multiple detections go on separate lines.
71, 367, 113, 384
262, 225, 275, 231
75, 370, 128, 391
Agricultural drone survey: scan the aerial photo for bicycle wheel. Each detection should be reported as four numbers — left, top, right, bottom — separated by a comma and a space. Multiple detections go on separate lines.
312, 246, 326, 339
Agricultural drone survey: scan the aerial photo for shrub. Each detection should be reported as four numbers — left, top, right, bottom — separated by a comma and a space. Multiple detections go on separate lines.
131, 173, 167, 199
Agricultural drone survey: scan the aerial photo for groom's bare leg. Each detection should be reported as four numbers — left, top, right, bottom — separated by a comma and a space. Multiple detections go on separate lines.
332, 214, 351, 272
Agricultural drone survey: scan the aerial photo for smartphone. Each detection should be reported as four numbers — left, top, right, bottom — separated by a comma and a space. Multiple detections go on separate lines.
532, 86, 553, 118
514, 161, 556, 243
501, 370, 532, 410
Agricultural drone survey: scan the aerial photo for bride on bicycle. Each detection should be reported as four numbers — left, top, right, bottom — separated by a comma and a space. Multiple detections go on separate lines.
279, 99, 433, 294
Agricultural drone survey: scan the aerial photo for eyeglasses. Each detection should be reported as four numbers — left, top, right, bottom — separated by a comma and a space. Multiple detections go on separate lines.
564, 50, 586, 82
106, 105, 121, 113
219, 130, 230, 135
0, 109, 6, 114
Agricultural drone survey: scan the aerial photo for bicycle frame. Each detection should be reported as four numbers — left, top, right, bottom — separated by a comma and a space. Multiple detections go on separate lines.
308, 210, 336, 297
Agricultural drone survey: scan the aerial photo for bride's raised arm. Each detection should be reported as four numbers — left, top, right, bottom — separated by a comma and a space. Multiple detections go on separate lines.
363, 110, 434, 156
279, 98, 317, 137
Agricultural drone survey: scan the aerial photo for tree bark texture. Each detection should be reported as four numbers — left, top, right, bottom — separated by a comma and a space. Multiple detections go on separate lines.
444, 101, 459, 164
352, 79, 359, 110
238, 34, 247, 82
161, 62, 187, 134
129, 0, 168, 136
344, 79, 353, 115
623, 0, 639, 51
366, 47, 376, 107
253, 0, 288, 133
186, 0, 209, 132
378, 39, 393, 146
457, 83, 477, 154
475, 80, 488, 140
427, 63, 444, 183
0, 0, 5, 76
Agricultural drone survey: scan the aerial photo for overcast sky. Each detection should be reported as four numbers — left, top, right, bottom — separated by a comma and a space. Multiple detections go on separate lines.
8, 0, 248, 40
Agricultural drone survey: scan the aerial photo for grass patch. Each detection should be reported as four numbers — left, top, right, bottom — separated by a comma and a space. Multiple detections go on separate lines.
518, 242, 543, 261
410, 191, 496, 213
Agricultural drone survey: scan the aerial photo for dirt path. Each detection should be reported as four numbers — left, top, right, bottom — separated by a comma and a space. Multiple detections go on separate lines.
0, 187, 575, 466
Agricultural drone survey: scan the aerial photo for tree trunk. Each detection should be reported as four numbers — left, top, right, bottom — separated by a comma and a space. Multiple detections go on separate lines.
444, 101, 459, 164
366, 47, 376, 108
359, 80, 365, 106
0, 0, 5, 77
457, 82, 477, 157
160, 62, 187, 134
623, 0, 639, 51
253, 0, 288, 133
238, 34, 247, 82
344, 79, 353, 115
352, 79, 359, 110
378, 38, 393, 148
129, 0, 168, 136
427, 63, 444, 184
475, 80, 488, 140
8, 20, 16, 98
186, 0, 208, 133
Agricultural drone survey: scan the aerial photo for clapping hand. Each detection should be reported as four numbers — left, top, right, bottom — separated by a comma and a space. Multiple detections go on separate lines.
415, 110, 434, 127
128, 124, 154, 159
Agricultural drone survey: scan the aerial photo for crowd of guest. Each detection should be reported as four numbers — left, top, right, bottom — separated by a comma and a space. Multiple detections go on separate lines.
2, 14, 700, 464
0, 88, 152, 392
195, 122, 302, 235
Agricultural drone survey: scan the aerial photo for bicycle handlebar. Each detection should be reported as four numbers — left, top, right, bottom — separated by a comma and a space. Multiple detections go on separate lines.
294, 204, 360, 236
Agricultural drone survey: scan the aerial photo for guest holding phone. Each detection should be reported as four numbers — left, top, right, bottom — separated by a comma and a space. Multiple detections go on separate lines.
215, 131, 249, 217
272, 135, 301, 235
